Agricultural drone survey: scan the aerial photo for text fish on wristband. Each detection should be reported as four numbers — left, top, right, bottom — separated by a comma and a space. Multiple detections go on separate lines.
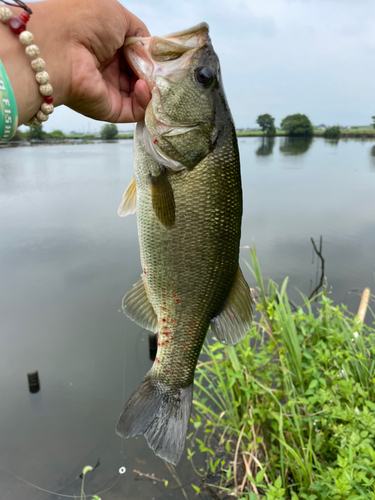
0, 2, 54, 127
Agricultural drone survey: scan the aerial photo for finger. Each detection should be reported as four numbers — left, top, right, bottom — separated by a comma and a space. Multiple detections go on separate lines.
122, 8, 150, 38
119, 71, 131, 94
134, 79, 151, 110
115, 95, 146, 123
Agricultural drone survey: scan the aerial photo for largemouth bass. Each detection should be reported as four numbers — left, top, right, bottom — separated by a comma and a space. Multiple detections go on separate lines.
116, 23, 253, 465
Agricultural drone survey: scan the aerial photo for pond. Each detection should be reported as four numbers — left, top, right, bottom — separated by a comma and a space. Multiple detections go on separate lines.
0, 136, 374, 499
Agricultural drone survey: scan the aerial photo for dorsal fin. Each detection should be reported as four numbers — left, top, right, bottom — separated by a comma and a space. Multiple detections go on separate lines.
122, 278, 158, 333
118, 176, 137, 217
210, 267, 253, 346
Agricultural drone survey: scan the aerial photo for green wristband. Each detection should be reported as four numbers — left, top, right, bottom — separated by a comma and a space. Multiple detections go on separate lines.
0, 60, 18, 141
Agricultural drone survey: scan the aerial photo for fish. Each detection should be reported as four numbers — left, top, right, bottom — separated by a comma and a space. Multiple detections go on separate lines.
115, 23, 253, 465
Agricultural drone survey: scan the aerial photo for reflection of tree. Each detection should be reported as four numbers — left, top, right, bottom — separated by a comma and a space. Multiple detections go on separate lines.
325, 139, 339, 146
256, 137, 275, 156
370, 145, 375, 170
279, 137, 313, 155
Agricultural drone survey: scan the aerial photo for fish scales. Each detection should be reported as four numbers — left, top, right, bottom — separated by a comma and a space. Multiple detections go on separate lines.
116, 23, 253, 465
136, 126, 241, 387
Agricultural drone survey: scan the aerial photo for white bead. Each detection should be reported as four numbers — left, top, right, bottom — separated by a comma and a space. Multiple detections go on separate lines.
0, 7, 12, 23
39, 83, 53, 96
19, 31, 34, 46
25, 45, 40, 60
36, 110, 49, 122
31, 58, 45, 72
30, 116, 42, 127
41, 103, 54, 114
35, 71, 49, 85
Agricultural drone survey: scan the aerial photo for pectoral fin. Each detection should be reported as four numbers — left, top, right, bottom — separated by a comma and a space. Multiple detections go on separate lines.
210, 267, 253, 346
118, 176, 137, 217
150, 170, 175, 228
122, 278, 158, 333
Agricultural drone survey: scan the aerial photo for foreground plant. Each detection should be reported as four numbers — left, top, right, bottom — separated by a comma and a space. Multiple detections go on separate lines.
79, 465, 100, 500
188, 248, 375, 500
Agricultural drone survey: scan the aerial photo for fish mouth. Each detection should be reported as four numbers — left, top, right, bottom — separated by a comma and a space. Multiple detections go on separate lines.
124, 22, 210, 112
125, 24, 211, 170
124, 22, 209, 48
125, 23, 210, 151
124, 22, 210, 90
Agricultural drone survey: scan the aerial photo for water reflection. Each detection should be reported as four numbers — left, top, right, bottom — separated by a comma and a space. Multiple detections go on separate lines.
256, 137, 275, 156
279, 137, 313, 155
370, 146, 375, 172
2, 139, 375, 499
370, 146, 375, 169
325, 139, 340, 147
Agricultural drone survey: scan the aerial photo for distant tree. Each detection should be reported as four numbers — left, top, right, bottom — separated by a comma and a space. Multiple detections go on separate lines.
256, 114, 276, 136
323, 126, 341, 139
100, 123, 118, 140
26, 125, 47, 140
372, 116, 375, 130
280, 114, 313, 137
48, 129, 65, 140
12, 129, 26, 141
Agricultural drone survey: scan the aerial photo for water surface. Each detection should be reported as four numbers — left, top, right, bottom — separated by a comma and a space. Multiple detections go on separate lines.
0, 137, 374, 499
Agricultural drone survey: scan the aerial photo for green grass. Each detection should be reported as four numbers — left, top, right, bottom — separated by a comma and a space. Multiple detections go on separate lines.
117, 134, 134, 139
237, 131, 288, 136
340, 129, 375, 137
237, 131, 268, 136
237, 129, 375, 138
188, 248, 375, 499
44, 129, 375, 141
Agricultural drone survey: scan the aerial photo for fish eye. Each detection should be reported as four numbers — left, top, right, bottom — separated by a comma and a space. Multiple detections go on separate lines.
195, 66, 214, 87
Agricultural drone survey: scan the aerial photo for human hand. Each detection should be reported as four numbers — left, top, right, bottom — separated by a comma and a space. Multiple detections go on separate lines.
63, 0, 152, 122
1, 0, 151, 124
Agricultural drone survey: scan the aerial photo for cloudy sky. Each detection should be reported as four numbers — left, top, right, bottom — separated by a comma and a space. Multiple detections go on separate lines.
30, 0, 375, 133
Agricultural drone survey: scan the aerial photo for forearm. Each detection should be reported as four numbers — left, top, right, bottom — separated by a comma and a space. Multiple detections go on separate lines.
0, 0, 71, 125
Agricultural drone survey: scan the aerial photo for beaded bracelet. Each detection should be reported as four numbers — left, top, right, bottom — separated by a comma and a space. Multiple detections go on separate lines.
0, 0, 54, 127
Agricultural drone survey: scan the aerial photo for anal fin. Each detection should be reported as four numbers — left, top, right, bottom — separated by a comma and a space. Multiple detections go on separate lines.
210, 267, 253, 346
122, 278, 158, 333
118, 175, 137, 217
150, 170, 175, 228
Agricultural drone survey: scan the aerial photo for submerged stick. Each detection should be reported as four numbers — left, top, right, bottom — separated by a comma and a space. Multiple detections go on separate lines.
358, 288, 371, 323
133, 470, 166, 483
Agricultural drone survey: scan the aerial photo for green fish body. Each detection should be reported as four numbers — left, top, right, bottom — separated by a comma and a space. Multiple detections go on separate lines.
116, 23, 253, 465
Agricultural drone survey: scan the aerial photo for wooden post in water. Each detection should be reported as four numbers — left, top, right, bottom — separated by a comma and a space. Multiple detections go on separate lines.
357, 288, 371, 323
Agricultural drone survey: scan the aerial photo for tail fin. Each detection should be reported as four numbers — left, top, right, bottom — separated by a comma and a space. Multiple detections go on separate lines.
116, 371, 193, 465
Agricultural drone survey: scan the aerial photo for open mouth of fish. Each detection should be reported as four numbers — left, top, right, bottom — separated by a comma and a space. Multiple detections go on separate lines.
124, 23, 210, 138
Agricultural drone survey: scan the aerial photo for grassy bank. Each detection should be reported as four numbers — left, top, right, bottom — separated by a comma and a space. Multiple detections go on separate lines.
188, 249, 375, 500
2, 129, 374, 147
237, 129, 375, 138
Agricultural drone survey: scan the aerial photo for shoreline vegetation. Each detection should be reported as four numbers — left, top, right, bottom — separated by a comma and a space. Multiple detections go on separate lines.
2, 113, 375, 147
187, 248, 375, 500
1, 128, 375, 148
